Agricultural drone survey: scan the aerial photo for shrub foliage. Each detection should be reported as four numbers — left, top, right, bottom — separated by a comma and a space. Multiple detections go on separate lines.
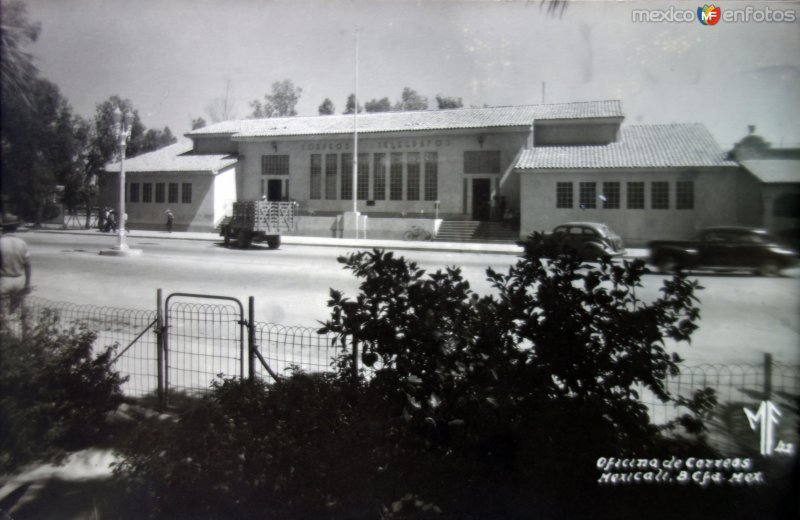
0, 308, 126, 471
119, 234, 764, 518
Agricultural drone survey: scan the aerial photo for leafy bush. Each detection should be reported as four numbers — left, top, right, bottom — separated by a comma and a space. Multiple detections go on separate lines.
116, 235, 796, 518
0, 308, 126, 471
116, 373, 398, 519
318, 235, 718, 517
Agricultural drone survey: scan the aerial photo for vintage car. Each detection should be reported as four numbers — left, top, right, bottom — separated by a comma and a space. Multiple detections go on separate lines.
648, 227, 798, 276
546, 222, 626, 260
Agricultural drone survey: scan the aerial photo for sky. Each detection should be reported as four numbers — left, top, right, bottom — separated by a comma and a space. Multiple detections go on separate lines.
23, 0, 800, 149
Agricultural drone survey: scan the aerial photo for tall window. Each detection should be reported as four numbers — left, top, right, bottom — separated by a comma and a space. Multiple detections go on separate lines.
406, 152, 420, 201
627, 182, 644, 209
168, 182, 178, 203
155, 183, 165, 203
374, 153, 386, 201
424, 152, 438, 201
676, 181, 694, 210
357, 153, 369, 200
340, 153, 353, 200
390, 152, 403, 201
464, 150, 501, 174
262, 155, 289, 176
181, 183, 192, 203
556, 182, 573, 208
579, 182, 596, 209
651, 182, 669, 209
310, 154, 322, 200
602, 182, 620, 209
129, 183, 140, 203
325, 154, 337, 200
142, 183, 152, 203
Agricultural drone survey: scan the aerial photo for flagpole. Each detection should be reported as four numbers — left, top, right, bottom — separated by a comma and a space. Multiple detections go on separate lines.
353, 27, 359, 215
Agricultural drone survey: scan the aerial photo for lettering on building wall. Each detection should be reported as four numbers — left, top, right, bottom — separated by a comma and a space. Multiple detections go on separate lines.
301, 139, 451, 152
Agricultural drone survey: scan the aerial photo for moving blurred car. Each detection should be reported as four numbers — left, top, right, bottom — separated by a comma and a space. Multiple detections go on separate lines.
547, 222, 626, 260
649, 227, 798, 276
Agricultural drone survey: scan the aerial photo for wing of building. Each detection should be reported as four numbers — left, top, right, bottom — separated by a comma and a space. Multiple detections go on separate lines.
103, 100, 777, 244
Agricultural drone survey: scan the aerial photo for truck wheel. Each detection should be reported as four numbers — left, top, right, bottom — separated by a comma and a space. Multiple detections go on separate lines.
237, 230, 252, 249
266, 236, 281, 249
756, 260, 780, 277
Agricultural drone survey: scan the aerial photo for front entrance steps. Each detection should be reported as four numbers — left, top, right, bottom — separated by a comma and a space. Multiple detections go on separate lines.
434, 220, 520, 243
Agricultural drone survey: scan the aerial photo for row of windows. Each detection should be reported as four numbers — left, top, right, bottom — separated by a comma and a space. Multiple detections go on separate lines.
556, 181, 694, 210
309, 152, 438, 202
129, 182, 192, 204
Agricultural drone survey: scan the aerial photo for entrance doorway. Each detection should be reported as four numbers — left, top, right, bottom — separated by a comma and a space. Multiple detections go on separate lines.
471, 178, 491, 220
267, 179, 283, 201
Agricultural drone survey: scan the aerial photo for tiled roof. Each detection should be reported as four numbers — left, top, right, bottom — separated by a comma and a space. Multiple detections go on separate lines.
105, 141, 238, 173
515, 124, 735, 169
187, 100, 623, 139
741, 159, 800, 184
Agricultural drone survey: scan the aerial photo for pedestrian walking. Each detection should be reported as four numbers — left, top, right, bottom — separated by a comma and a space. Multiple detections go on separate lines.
0, 216, 32, 313
165, 209, 174, 232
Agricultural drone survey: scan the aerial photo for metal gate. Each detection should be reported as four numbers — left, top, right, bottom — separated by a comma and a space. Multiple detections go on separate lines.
163, 292, 247, 399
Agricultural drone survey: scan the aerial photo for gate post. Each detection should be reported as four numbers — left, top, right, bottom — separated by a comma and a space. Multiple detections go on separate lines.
248, 296, 255, 381
156, 288, 165, 409
763, 352, 773, 400
352, 336, 359, 385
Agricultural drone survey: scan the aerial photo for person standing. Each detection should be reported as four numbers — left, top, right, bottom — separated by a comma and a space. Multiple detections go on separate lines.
0, 218, 32, 308
165, 209, 174, 233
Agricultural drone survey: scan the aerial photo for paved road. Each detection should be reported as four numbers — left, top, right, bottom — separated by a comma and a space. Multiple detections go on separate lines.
18, 230, 800, 366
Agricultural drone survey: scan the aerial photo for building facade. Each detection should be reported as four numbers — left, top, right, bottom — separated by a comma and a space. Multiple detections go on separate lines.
104, 100, 765, 243
102, 141, 237, 232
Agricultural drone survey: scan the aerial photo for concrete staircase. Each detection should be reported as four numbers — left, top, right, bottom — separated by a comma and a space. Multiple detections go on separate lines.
433, 220, 480, 242
434, 220, 520, 243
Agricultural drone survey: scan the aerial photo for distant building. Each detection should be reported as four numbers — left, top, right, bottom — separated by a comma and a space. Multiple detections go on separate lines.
729, 127, 800, 244
103, 100, 764, 244
102, 141, 237, 232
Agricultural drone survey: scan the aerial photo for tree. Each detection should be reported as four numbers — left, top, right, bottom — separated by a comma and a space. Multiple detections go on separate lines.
365, 97, 392, 113
249, 79, 302, 118
141, 127, 177, 153
83, 96, 175, 226
435, 95, 463, 109
393, 87, 428, 111
318, 98, 335, 115
191, 117, 207, 130
205, 78, 237, 123
1, 77, 88, 223
0, 0, 41, 108
343, 93, 362, 114
319, 237, 714, 516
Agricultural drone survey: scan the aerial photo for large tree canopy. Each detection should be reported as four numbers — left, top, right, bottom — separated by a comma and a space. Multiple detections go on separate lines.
250, 79, 303, 118
0, 0, 41, 107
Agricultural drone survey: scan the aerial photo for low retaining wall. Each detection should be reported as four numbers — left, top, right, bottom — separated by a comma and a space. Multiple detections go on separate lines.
292, 216, 441, 240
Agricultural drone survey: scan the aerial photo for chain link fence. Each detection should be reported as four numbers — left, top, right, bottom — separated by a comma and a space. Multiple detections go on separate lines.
5, 294, 798, 447
5, 295, 160, 397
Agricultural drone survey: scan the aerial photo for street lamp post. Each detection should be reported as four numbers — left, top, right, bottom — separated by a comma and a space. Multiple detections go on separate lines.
100, 106, 142, 256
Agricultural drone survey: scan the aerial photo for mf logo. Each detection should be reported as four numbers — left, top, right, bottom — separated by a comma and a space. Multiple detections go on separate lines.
743, 401, 781, 456
698, 4, 722, 25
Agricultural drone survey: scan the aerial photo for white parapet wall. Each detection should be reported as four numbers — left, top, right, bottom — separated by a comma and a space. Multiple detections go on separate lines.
292, 215, 441, 240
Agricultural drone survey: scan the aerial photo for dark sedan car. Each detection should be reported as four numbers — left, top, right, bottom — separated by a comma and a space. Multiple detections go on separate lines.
547, 222, 626, 260
649, 227, 799, 276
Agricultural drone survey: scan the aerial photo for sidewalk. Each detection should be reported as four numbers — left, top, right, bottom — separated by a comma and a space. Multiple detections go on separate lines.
31, 225, 650, 259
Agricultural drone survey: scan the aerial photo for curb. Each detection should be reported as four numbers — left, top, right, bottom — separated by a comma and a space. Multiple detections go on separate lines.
28, 227, 649, 259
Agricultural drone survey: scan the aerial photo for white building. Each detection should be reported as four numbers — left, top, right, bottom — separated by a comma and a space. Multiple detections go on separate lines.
103, 100, 765, 244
